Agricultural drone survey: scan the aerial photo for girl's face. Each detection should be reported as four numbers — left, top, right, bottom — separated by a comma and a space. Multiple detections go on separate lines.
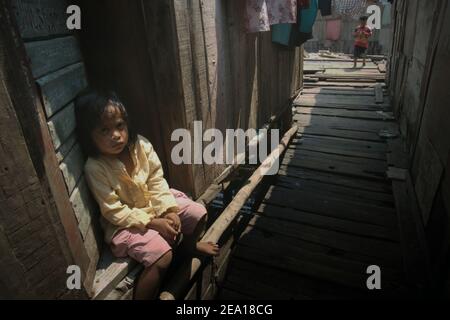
92, 104, 129, 156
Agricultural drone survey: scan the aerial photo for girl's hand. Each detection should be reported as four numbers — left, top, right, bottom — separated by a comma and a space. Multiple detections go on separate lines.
146, 218, 179, 242
163, 212, 181, 232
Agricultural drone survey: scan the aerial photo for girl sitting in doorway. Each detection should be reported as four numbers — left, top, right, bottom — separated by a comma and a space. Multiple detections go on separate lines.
75, 90, 219, 300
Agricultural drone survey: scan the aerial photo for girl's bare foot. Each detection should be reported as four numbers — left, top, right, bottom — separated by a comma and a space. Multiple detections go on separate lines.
196, 241, 220, 256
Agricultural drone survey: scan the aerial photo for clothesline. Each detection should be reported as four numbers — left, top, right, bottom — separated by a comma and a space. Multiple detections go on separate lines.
244, 0, 384, 47
334, 0, 368, 18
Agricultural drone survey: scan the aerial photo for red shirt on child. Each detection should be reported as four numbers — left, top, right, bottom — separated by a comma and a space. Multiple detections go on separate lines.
354, 25, 372, 49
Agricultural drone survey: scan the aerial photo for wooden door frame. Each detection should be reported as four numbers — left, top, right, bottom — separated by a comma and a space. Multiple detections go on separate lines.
1, 0, 93, 295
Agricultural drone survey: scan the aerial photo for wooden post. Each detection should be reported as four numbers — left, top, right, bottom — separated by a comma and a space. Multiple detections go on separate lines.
159, 125, 298, 300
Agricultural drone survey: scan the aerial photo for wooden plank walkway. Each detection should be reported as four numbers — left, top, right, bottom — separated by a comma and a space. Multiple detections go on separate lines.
218, 56, 416, 299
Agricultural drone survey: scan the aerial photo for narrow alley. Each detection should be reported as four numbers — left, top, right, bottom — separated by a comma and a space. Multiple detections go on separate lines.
219, 55, 424, 299
1, 0, 449, 302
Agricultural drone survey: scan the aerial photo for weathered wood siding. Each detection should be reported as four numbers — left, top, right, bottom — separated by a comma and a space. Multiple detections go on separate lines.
389, 0, 450, 293
9, 0, 101, 295
0, 0, 93, 298
79, 0, 303, 198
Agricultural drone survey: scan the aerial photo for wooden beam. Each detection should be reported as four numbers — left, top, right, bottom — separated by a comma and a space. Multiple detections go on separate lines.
159, 125, 298, 300
375, 83, 384, 104
392, 173, 432, 296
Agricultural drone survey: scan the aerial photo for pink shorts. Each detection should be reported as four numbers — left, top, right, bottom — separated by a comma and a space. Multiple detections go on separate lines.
110, 188, 207, 268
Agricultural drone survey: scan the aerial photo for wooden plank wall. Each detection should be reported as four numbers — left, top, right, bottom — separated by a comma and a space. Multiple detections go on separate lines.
10, 0, 102, 294
389, 0, 450, 293
183, 0, 303, 193
79, 0, 303, 199
1, 0, 89, 298
175, 0, 302, 196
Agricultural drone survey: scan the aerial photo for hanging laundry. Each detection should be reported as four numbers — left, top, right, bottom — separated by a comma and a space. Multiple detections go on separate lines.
272, 0, 318, 47
318, 0, 332, 16
292, 31, 314, 46
382, 2, 392, 26
334, 0, 367, 18
299, 0, 319, 33
272, 23, 313, 47
272, 23, 292, 46
325, 18, 342, 41
298, 0, 310, 9
245, 0, 298, 33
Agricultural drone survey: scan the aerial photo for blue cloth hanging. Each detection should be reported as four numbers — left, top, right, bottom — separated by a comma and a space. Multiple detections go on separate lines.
299, 0, 319, 33
272, 23, 313, 47
318, 0, 333, 17
272, 0, 318, 47
272, 23, 293, 46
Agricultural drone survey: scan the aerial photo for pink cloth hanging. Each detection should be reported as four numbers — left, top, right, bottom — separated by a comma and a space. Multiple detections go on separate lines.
245, 0, 297, 33
326, 18, 342, 41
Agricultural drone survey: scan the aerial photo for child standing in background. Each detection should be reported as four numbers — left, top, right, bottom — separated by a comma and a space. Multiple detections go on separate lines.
353, 16, 372, 68
75, 90, 219, 300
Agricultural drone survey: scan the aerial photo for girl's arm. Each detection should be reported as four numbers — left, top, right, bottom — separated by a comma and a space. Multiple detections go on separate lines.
85, 161, 155, 230
141, 137, 179, 216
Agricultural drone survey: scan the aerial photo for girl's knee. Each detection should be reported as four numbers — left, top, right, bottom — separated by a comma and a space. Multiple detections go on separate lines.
189, 202, 207, 220
156, 250, 172, 269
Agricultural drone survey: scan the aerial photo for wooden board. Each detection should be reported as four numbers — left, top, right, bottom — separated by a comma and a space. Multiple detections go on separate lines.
278, 165, 392, 195
92, 248, 137, 300
237, 219, 402, 287
316, 70, 385, 80
378, 63, 387, 73
59, 143, 85, 195
36, 62, 87, 117
392, 175, 432, 293
278, 165, 392, 194
275, 175, 393, 206
285, 146, 387, 167
295, 107, 395, 121
47, 102, 76, 150
304, 81, 382, 88
294, 114, 399, 134
293, 134, 387, 154
223, 261, 311, 299
69, 178, 99, 240
2, 1, 94, 295
11, 0, 71, 40
295, 94, 391, 110
387, 138, 410, 169
374, 83, 385, 104
412, 134, 444, 224
56, 133, 77, 163
256, 203, 397, 241
297, 125, 385, 143
223, 257, 376, 299
283, 148, 387, 180
25, 36, 82, 78
301, 88, 379, 96
240, 224, 401, 278
264, 186, 397, 227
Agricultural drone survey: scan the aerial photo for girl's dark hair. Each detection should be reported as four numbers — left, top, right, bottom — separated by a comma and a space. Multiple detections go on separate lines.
360, 16, 368, 21
74, 89, 137, 157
